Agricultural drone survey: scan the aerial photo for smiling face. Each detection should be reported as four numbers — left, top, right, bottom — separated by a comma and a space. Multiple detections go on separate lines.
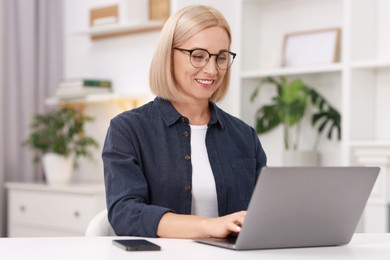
172, 26, 230, 104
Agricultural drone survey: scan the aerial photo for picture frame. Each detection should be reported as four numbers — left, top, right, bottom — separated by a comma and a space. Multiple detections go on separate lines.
90, 5, 119, 27
281, 28, 341, 67
149, 0, 170, 21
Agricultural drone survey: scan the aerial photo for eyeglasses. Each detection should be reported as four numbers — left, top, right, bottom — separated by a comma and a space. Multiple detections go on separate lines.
173, 47, 237, 70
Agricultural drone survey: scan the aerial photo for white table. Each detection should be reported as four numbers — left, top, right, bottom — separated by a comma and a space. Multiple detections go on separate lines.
0, 233, 389, 260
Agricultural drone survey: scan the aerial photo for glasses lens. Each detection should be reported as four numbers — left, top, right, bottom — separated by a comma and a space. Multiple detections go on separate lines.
216, 51, 233, 70
190, 49, 208, 68
187, 49, 235, 70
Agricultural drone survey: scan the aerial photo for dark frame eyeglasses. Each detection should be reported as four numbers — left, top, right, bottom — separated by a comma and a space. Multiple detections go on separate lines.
173, 47, 237, 70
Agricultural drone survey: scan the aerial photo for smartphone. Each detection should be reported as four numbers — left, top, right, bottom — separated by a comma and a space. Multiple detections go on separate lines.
112, 239, 161, 251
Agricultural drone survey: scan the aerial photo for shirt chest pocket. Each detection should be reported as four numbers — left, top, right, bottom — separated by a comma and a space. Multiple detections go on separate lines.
231, 159, 257, 202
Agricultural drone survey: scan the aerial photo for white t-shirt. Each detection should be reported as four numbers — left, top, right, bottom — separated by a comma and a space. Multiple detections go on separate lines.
190, 125, 218, 217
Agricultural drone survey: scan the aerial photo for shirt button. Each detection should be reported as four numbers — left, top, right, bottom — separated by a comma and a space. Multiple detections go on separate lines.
183, 131, 189, 137
184, 155, 191, 161
184, 185, 191, 192
181, 117, 187, 123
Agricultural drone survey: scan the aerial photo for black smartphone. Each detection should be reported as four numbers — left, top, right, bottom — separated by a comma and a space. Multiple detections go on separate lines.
112, 239, 161, 251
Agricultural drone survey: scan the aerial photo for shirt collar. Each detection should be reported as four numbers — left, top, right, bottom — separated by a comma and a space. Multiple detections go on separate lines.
154, 97, 225, 129
209, 101, 225, 129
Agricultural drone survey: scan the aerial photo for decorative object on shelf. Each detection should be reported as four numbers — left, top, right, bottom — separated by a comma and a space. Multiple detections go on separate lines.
282, 150, 320, 167
86, 1, 166, 40
90, 5, 119, 27
55, 78, 112, 99
149, 0, 170, 21
23, 107, 98, 185
251, 77, 341, 166
282, 28, 341, 67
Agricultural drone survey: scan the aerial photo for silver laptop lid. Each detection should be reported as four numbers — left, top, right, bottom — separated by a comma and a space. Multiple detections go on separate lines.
234, 167, 379, 250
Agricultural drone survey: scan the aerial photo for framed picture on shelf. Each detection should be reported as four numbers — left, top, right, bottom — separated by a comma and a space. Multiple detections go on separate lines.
149, 0, 170, 21
282, 28, 341, 67
90, 5, 119, 27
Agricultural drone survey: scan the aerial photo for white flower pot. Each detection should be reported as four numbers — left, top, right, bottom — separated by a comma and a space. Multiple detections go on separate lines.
283, 150, 320, 166
42, 153, 74, 185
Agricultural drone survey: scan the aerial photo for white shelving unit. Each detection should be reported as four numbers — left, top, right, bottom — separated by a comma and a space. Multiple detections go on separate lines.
238, 0, 345, 167
236, 0, 390, 232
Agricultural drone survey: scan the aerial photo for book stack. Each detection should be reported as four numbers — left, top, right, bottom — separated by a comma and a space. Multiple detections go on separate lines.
55, 79, 112, 99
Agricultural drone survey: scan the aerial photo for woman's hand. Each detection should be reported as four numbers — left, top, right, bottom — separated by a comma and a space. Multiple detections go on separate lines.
157, 211, 247, 239
200, 211, 247, 238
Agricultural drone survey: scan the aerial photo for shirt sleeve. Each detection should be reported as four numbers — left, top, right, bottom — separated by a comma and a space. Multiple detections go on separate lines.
102, 116, 172, 237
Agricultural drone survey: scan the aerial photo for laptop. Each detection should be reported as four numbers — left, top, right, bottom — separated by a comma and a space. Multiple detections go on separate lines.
194, 166, 379, 250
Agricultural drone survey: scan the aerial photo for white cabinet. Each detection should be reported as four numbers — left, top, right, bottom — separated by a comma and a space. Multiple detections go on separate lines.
235, 0, 390, 231
6, 182, 105, 237
350, 143, 390, 232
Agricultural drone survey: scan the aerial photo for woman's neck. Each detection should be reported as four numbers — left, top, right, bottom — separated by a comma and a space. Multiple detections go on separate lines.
171, 99, 210, 126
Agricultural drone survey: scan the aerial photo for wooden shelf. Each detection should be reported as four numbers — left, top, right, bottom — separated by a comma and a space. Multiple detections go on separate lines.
76, 21, 164, 40
241, 63, 343, 79
351, 59, 390, 70
349, 141, 390, 148
45, 93, 147, 111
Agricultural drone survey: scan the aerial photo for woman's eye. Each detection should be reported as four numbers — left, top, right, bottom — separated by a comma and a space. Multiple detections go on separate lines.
217, 56, 227, 61
192, 54, 205, 60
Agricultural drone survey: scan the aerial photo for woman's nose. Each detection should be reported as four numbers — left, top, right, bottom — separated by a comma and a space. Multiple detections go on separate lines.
203, 57, 218, 75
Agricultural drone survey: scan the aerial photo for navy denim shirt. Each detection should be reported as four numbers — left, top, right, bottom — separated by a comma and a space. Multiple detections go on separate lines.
102, 97, 267, 237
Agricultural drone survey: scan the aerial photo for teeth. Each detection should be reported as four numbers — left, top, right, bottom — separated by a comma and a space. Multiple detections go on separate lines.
196, 79, 213, 84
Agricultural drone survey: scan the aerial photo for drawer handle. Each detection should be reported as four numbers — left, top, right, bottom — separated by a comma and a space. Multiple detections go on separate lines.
19, 205, 26, 212
74, 211, 80, 218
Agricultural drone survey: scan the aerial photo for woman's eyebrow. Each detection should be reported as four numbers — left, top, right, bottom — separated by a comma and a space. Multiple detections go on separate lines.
190, 47, 230, 53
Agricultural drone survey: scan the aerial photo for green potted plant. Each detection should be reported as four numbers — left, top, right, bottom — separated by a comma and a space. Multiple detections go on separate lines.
251, 76, 341, 165
23, 107, 98, 185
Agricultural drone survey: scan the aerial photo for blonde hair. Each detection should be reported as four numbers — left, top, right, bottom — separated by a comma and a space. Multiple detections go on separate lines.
149, 5, 233, 103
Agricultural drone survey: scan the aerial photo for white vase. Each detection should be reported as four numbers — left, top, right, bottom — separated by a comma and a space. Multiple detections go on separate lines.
283, 150, 320, 166
42, 153, 74, 185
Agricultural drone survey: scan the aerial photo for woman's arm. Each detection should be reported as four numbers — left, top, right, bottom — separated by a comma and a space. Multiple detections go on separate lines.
157, 211, 247, 238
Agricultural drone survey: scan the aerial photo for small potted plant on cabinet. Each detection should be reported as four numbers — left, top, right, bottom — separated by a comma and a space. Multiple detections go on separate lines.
23, 106, 98, 185
251, 76, 341, 166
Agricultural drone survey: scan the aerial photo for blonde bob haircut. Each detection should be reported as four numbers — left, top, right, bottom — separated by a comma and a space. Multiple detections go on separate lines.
149, 5, 233, 103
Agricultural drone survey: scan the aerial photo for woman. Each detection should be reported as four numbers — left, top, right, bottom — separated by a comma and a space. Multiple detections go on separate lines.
102, 4, 267, 238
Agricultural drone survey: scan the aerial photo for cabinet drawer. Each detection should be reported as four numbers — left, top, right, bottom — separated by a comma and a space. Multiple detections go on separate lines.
9, 190, 105, 233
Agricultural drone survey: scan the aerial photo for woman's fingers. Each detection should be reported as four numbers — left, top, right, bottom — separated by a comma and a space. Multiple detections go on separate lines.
208, 210, 247, 237
228, 211, 247, 232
